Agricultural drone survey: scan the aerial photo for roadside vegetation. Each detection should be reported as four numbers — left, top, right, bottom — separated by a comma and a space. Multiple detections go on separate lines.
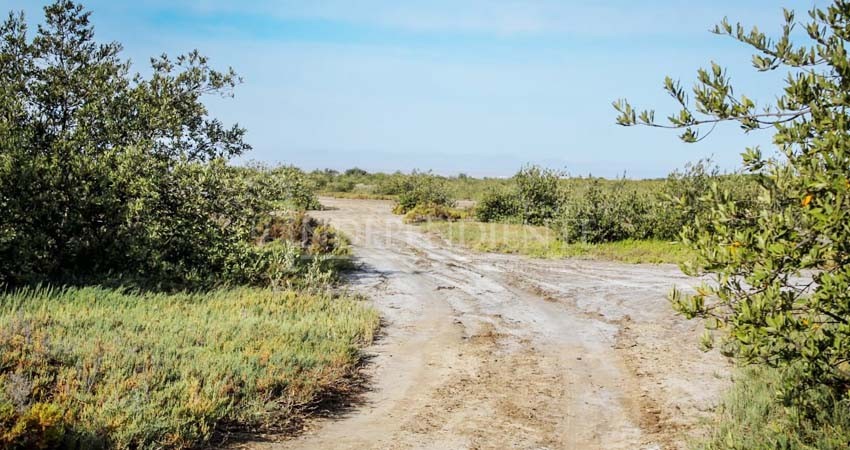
308, 167, 509, 201
312, 162, 749, 265
472, 163, 756, 246
0, 286, 378, 449
618, 1, 850, 447
7, 0, 850, 448
0, 2, 376, 449
696, 367, 850, 450
420, 221, 692, 264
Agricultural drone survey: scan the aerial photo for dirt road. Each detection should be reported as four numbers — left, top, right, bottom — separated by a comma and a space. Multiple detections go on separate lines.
247, 197, 729, 450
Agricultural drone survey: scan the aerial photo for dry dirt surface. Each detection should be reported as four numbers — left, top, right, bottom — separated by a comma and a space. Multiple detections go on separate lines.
238, 197, 730, 450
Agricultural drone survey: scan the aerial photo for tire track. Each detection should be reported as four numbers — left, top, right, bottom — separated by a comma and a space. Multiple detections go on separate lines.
237, 198, 729, 450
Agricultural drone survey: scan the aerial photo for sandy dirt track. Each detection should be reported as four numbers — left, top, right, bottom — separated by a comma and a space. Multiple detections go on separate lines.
241, 197, 729, 450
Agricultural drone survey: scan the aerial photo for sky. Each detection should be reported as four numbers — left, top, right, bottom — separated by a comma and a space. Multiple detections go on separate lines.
1, 0, 819, 177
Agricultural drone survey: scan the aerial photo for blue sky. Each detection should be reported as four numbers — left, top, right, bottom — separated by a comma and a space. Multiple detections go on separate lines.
2, 1, 817, 177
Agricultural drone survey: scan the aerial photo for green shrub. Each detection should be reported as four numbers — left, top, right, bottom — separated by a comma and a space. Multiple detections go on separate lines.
475, 188, 521, 223
392, 172, 454, 214
226, 241, 347, 289
473, 166, 561, 225
326, 179, 356, 193
0, 285, 379, 449
253, 211, 345, 252
0, 2, 323, 289
306, 168, 512, 202
653, 160, 759, 241
222, 212, 351, 288
617, 0, 850, 435
373, 173, 406, 196
269, 166, 322, 210
513, 165, 563, 225
554, 180, 656, 243
237, 163, 320, 212
344, 167, 369, 177
653, 160, 719, 240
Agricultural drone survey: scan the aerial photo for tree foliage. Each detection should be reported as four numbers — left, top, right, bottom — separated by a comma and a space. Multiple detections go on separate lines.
616, 0, 850, 410
0, 2, 320, 288
555, 179, 657, 243
391, 171, 454, 214
475, 187, 521, 223
474, 165, 561, 226
513, 165, 563, 226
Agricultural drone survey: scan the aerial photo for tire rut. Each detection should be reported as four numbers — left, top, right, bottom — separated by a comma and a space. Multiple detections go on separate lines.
233, 198, 729, 450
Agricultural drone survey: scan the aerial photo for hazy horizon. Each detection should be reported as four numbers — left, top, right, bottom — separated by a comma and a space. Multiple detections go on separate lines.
4, 0, 817, 177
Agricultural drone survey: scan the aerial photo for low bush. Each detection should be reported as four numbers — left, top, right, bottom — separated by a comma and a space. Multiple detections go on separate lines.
307, 168, 515, 202
654, 160, 759, 242
402, 203, 463, 224
222, 212, 351, 288
470, 162, 758, 246
325, 179, 356, 193
654, 160, 718, 240
254, 211, 348, 254
270, 166, 322, 211
0, 285, 379, 449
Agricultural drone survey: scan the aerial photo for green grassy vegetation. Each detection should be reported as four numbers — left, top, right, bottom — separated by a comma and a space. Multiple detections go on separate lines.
312, 163, 756, 250
307, 168, 510, 202
342, 162, 736, 265
307, 167, 670, 203
695, 367, 850, 450
420, 221, 693, 264
0, 285, 379, 449
318, 191, 398, 200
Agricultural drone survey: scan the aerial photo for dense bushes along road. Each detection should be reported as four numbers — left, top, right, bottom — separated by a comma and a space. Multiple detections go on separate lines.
310, 161, 759, 246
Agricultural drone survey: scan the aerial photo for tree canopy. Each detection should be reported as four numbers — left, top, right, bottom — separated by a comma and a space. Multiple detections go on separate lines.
0, 1, 296, 287
616, 0, 850, 410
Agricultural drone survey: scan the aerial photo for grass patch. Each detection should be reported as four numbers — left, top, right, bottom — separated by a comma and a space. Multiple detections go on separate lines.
694, 367, 850, 450
419, 221, 694, 264
0, 285, 379, 449
318, 191, 397, 200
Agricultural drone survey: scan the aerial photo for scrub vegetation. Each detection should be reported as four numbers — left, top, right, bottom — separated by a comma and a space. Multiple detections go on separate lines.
618, 1, 850, 447
311, 162, 751, 265
0, 286, 378, 449
420, 221, 692, 264
0, 3, 377, 449
6, 0, 850, 448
